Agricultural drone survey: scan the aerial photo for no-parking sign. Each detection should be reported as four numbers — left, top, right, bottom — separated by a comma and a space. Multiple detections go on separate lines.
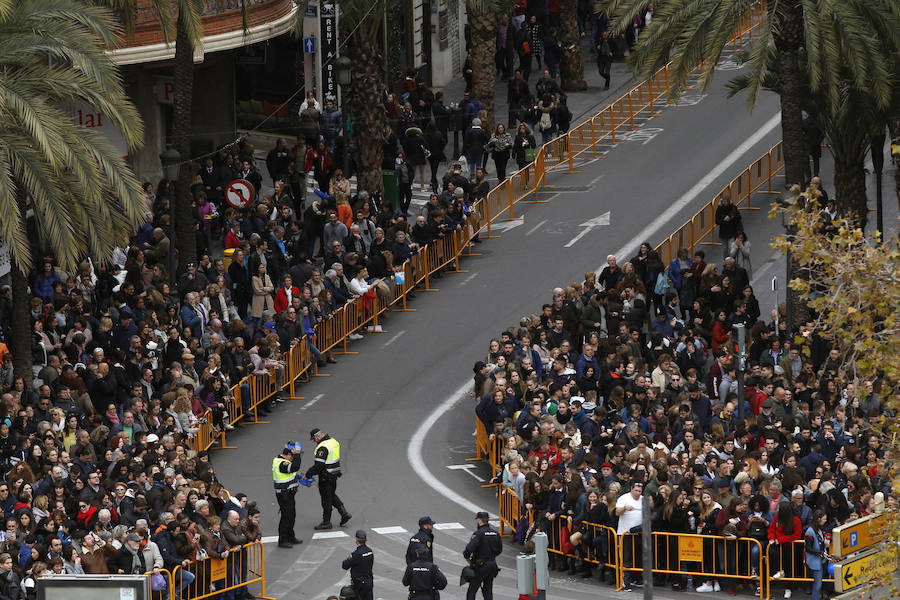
225, 179, 255, 209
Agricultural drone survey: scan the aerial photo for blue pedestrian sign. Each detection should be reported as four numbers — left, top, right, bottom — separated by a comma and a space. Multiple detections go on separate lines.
304, 37, 316, 54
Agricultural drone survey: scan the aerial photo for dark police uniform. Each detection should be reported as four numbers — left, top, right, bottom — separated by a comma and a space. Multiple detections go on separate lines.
272, 448, 302, 546
462, 516, 502, 600
341, 533, 374, 600
306, 429, 351, 527
406, 527, 434, 565
402, 556, 447, 600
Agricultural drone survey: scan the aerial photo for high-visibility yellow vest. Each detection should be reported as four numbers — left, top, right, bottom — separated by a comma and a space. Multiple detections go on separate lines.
315, 437, 342, 475
272, 456, 299, 491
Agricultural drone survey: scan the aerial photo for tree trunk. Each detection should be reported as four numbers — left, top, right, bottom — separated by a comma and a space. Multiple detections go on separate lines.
469, 8, 497, 126
891, 119, 900, 210
172, 13, 196, 274
833, 155, 868, 230
772, 1, 806, 189
349, 40, 386, 195
559, 0, 587, 91
9, 264, 32, 385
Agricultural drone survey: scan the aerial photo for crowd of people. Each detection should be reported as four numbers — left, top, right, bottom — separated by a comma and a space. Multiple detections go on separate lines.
474, 236, 890, 598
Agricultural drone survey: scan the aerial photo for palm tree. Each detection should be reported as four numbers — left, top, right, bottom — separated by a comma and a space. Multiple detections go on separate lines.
594, 0, 900, 189
559, 0, 587, 91
0, 0, 146, 381
341, 0, 389, 194
467, 0, 510, 127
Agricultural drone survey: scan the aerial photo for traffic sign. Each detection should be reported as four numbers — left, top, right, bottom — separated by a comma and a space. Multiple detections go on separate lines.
831, 512, 886, 559
303, 37, 316, 54
833, 543, 896, 593
225, 179, 254, 209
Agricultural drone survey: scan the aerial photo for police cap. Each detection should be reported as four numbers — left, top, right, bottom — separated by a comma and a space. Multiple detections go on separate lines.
418, 516, 435, 527
475, 511, 490, 521
355, 530, 367, 541
309, 427, 321, 440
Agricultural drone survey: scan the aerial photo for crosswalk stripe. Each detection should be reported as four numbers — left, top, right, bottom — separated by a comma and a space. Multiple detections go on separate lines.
433, 522, 465, 530
312, 530, 350, 539
371, 526, 408, 534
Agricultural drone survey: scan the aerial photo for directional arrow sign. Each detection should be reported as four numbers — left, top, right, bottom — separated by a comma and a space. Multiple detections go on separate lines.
831, 512, 886, 558
834, 543, 896, 592
565, 211, 611, 247
491, 218, 525, 233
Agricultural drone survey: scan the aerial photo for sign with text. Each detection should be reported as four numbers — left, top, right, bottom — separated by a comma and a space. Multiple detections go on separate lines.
831, 512, 886, 559
320, 3, 337, 101
155, 76, 175, 105
678, 535, 703, 562
833, 543, 896, 593
72, 105, 128, 159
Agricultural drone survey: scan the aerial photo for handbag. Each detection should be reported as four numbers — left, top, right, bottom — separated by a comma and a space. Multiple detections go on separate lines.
559, 523, 575, 554
524, 147, 535, 163
394, 271, 406, 286
654, 271, 670, 295
150, 573, 167, 591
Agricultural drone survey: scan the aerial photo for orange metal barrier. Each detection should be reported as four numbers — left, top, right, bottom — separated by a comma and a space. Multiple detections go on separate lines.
144, 568, 175, 600
764, 540, 834, 600
171, 540, 273, 600
497, 484, 523, 535
543, 516, 622, 589
621, 531, 765, 595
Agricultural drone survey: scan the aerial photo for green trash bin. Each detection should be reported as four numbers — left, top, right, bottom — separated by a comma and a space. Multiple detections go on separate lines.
382, 169, 398, 211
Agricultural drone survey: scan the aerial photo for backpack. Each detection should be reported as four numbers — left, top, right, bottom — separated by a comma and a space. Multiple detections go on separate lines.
539, 111, 552, 131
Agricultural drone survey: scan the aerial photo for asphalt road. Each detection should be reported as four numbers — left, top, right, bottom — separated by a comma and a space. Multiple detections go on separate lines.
214, 61, 785, 599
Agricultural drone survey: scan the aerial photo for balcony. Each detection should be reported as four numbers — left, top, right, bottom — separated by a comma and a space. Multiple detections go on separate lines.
110, 0, 297, 65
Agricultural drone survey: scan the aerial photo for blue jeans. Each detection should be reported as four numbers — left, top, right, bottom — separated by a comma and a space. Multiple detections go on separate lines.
811, 568, 822, 600
308, 339, 323, 362
174, 569, 194, 596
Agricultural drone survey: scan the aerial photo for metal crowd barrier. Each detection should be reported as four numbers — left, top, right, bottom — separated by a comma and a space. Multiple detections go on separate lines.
169, 540, 273, 600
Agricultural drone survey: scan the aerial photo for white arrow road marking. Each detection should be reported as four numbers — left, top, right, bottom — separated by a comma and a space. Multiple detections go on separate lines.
490, 218, 525, 233
446, 464, 486, 482
564, 211, 611, 247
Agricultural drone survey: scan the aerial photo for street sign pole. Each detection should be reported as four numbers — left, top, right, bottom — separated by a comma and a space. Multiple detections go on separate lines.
733, 323, 745, 421
642, 494, 653, 600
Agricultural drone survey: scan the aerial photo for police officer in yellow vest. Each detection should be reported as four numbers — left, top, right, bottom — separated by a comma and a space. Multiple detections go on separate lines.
273, 441, 304, 548
307, 428, 352, 530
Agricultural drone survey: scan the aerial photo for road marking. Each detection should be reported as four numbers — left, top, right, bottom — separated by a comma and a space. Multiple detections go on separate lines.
371, 526, 408, 534
459, 272, 478, 286
526, 219, 548, 236
311, 530, 349, 540
597, 110, 782, 269
447, 463, 487, 482
564, 211, 611, 247
407, 378, 498, 517
589, 172, 605, 186
618, 127, 665, 145
491, 219, 525, 233
382, 330, 406, 347
433, 522, 465, 530
261, 535, 279, 544
301, 394, 324, 410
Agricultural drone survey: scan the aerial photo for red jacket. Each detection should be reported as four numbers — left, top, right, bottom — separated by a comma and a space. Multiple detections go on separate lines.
274, 285, 300, 315
225, 231, 242, 249
767, 516, 802, 544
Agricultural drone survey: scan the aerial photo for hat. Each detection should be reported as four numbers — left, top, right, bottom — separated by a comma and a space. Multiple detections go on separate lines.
146, 433, 159, 444
761, 398, 775, 409
355, 530, 367, 541
601, 462, 613, 469
309, 428, 321, 440
126, 533, 141, 543
418, 516, 435, 527
475, 511, 490, 521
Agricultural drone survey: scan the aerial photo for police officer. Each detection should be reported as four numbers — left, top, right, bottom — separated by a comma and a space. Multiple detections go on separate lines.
341, 530, 374, 600
462, 511, 502, 600
272, 441, 304, 548
306, 428, 352, 530
406, 516, 435, 565
402, 546, 447, 599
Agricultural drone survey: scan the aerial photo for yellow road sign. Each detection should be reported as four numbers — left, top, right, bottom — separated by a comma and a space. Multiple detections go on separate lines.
831, 512, 887, 559
834, 543, 897, 593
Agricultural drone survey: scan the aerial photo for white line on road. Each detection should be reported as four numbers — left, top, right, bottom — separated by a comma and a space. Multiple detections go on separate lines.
597, 111, 782, 269
261, 535, 279, 544
381, 330, 406, 347
311, 530, 349, 540
371, 526, 408, 534
526, 219, 548, 236
407, 379, 497, 517
433, 522, 465, 530
459, 273, 478, 286
301, 394, 324, 410
565, 212, 611, 248
446, 463, 487, 482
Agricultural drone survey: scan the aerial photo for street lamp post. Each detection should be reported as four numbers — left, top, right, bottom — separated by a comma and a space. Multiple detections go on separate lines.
334, 55, 353, 182
159, 145, 181, 287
